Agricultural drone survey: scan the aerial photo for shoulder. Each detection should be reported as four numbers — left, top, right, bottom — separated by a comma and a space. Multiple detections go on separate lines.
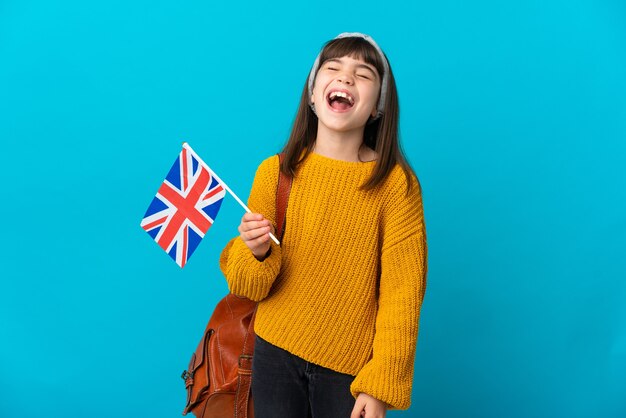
379, 164, 426, 248
248, 155, 281, 212
249, 155, 281, 198
252, 154, 280, 181
382, 163, 422, 201
257, 154, 280, 172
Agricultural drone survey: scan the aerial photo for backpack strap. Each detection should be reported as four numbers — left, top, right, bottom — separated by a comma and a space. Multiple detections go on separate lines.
275, 152, 292, 242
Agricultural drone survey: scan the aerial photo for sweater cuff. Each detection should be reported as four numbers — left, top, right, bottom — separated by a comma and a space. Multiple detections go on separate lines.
350, 355, 414, 410
219, 237, 282, 301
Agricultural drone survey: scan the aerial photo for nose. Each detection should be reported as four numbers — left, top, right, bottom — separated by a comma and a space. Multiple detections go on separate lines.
336, 73, 354, 85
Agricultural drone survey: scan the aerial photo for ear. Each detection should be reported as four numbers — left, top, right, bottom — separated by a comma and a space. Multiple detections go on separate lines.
371, 107, 377, 118
311, 91, 315, 104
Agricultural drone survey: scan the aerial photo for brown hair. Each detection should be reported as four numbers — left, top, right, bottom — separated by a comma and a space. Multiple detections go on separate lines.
280, 36, 419, 194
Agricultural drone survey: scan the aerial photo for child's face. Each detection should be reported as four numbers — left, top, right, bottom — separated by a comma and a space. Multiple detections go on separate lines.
311, 55, 381, 134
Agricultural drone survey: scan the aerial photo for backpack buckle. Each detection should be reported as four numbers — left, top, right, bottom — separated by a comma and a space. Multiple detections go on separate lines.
238, 354, 253, 368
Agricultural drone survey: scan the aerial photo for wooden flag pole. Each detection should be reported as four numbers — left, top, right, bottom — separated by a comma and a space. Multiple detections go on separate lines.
182, 142, 280, 245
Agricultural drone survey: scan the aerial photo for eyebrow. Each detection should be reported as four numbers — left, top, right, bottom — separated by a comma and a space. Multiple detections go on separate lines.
324, 58, 378, 78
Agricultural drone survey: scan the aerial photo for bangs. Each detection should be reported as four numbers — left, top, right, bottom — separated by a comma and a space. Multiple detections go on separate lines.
318, 37, 386, 79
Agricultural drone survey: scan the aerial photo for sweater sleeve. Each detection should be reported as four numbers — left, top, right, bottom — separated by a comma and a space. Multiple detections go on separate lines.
350, 172, 428, 410
219, 155, 283, 302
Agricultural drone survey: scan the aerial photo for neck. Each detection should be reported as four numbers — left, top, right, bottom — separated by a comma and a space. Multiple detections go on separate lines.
313, 124, 366, 162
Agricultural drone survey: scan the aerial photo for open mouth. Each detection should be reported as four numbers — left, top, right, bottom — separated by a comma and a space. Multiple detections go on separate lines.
327, 90, 355, 111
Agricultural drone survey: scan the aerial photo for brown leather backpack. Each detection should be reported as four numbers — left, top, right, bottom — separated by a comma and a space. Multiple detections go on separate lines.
181, 154, 292, 418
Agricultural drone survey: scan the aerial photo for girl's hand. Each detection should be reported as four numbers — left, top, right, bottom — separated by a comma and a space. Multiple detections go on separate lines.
238, 213, 274, 260
350, 392, 388, 418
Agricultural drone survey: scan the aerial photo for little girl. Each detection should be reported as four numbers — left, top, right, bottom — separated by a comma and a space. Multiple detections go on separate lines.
220, 32, 428, 418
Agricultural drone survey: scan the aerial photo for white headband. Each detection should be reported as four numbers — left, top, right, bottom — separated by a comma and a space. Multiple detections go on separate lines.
307, 32, 390, 120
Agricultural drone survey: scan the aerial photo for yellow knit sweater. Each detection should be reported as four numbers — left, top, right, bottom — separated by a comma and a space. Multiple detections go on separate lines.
219, 152, 428, 410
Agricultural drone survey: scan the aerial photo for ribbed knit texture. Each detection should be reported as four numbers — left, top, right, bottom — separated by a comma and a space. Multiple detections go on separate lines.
219, 152, 428, 410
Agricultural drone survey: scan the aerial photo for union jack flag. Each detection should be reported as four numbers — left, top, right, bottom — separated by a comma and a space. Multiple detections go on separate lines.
141, 145, 226, 268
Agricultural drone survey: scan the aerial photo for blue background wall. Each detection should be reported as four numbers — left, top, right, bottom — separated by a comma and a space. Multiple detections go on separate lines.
1, 1, 625, 417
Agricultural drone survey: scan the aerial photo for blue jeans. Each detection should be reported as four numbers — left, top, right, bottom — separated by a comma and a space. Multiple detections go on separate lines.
251, 335, 356, 418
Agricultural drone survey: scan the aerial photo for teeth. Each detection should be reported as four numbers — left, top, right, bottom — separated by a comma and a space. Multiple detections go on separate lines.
329, 91, 354, 105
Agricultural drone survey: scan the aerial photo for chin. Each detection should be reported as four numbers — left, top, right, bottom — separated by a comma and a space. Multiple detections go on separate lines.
319, 115, 369, 133
320, 121, 359, 133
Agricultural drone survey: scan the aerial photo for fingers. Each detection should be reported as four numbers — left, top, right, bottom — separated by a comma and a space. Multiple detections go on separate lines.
240, 213, 270, 231
350, 396, 367, 418
351, 393, 387, 418
245, 232, 270, 248
239, 223, 272, 242
239, 213, 274, 259
242, 212, 265, 222
238, 213, 272, 241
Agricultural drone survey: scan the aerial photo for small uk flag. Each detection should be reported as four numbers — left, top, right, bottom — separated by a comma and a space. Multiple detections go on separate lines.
141, 145, 225, 267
